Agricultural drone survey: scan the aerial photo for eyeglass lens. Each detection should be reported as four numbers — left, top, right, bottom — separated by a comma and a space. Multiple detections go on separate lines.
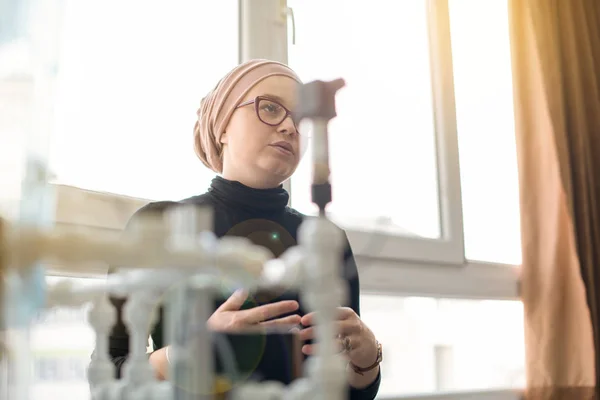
255, 98, 310, 137
257, 98, 288, 126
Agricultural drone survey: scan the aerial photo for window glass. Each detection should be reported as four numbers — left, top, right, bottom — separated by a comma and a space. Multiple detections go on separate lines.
361, 293, 525, 397
48, 0, 239, 201
288, 0, 441, 239
30, 276, 99, 400
449, 0, 522, 264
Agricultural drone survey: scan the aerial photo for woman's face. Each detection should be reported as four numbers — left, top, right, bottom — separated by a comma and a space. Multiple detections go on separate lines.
220, 76, 303, 188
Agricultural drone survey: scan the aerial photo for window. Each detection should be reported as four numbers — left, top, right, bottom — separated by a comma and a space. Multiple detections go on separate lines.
29, 276, 99, 400
288, 1, 441, 239
286, 0, 521, 266
448, 0, 521, 265
282, 0, 524, 398
287, 0, 464, 263
34, 357, 59, 381
1, 0, 239, 204
360, 293, 525, 397
2, 1, 525, 399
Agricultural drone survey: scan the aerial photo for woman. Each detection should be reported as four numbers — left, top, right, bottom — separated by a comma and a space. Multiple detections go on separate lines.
108, 59, 381, 399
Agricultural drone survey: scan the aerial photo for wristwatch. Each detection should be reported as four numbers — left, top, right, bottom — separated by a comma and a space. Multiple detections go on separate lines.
349, 341, 382, 376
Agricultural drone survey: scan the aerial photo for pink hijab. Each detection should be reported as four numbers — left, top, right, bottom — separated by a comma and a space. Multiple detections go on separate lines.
193, 59, 302, 173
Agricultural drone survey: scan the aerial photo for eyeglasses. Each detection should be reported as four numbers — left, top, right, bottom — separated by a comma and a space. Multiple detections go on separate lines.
236, 96, 299, 131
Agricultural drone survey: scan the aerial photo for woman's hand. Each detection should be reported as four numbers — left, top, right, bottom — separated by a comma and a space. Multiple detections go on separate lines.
149, 347, 169, 380
298, 307, 379, 369
207, 288, 301, 332
153, 289, 300, 381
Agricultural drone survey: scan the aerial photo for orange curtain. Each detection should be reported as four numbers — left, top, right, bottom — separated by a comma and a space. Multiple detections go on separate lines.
509, 0, 600, 399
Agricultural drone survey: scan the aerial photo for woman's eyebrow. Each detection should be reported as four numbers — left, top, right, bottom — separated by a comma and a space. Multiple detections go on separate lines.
262, 94, 285, 102
261, 94, 293, 109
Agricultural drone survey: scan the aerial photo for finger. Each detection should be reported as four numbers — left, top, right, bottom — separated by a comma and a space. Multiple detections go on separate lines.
242, 300, 300, 324
298, 320, 359, 342
337, 307, 356, 320
302, 343, 314, 355
302, 341, 349, 357
216, 288, 249, 312
260, 314, 302, 327
300, 307, 355, 326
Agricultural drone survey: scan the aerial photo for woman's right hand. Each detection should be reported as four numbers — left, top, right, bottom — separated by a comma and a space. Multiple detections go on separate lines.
152, 289, 300, 381
207, 288, 301, 332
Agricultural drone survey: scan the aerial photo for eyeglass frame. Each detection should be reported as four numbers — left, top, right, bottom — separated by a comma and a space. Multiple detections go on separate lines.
235, 95, 299, 130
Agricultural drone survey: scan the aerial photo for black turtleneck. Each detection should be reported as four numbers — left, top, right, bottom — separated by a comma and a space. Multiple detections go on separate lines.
106, 176, 380, 399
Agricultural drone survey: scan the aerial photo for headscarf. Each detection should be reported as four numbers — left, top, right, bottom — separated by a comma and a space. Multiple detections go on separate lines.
193, 59, 302, 173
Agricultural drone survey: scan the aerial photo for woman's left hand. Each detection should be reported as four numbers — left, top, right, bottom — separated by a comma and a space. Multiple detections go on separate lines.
298, 307, 379, 369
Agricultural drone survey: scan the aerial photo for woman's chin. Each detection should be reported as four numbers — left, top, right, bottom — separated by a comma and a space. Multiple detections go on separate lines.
259, 159, 297, 181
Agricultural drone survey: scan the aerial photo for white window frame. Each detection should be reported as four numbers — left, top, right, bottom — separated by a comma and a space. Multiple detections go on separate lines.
242, 0, 466, 265
382, 390, 522, 400
33, 1, 522, 399
240, 0, 520, 296
239, 1, 523, 399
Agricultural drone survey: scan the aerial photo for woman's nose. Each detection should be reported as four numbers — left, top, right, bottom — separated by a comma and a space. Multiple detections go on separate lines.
278, 115, 297, 135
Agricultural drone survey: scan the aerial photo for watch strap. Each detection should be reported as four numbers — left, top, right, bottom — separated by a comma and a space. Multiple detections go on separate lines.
349, 341, 382, 376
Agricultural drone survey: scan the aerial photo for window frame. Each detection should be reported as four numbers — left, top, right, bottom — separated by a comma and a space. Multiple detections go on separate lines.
40, 0, 522, 300
34, 0, 524, 398
245, 0, 520, 290
279, 0, 466, 264
240, 1, 524, 399
381, 390, 522, 400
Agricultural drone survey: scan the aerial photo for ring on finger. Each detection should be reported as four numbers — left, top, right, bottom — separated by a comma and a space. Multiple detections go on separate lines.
342, 336, 352, 352
337, 334, 352, 353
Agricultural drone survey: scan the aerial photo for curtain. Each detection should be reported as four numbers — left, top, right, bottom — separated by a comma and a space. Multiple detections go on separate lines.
508, 0, 600, 399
